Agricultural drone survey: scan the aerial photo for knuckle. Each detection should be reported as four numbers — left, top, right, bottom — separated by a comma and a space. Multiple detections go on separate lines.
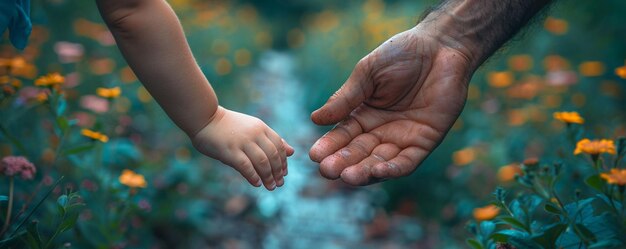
258, 157, 270, 166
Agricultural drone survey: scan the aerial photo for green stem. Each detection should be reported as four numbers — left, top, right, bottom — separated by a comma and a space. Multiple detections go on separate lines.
43, 209, 66, 249
0, 177, 14, 237
553, 190, 592, 246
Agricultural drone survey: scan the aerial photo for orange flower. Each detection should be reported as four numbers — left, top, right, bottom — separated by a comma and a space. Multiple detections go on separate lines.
473, 205, 500, 221
35, 73, 65, 87
574, 139, 616, 156
600, 169, 626, 186
578, 61, 605, 77
96, 87, 121, 98
616, 65, 626, 79
523, 157, 539, 167
452, 147, 476, 166
36, 92, 48, 102
497, 164, 522, 183
508, 55, 533, 72
487, 71, 513, 88
553, 111, 584, 124
544, 17, 568, 35
81, 129, 109, 143
119, 169, 147, 188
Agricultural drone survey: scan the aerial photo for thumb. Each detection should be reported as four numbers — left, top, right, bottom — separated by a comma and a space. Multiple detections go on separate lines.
311, 60, 371, 125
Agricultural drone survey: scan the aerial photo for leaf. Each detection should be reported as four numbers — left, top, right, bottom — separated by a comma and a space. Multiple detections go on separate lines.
508, 236, 543, 249
56, 117, 69, 133
480, 220, 496, 237
466, 239, 483, 249
585, 174, 605, 193
574, 223, 597, 243
24, 221, 42, 249
588, 239, 624, 249
491, 229, 531, 244
56, 97, 66, 116
509, 199, 526, 221
58, 212, 79, 233
62, 144, 96, 156
9, 176, 64, 238
595, 194, 623, 211
57, 195, 68, 207
544, 203, 563, 215
532, 223, 567, 249
493, 187, 507, 202
499, 216, 529, 232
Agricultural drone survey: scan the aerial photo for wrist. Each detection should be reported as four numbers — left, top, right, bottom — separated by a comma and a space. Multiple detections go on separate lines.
415, 4, 485, 72
188, 105, 223, 141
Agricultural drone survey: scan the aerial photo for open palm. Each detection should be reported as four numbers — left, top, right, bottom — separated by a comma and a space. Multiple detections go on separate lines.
309, 28, 472, 185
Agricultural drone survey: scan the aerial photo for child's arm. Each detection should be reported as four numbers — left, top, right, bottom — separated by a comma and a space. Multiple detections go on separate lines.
95, 0, 293, 190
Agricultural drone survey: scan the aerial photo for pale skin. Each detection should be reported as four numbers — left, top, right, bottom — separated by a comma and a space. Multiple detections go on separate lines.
310, 0, 552, 185
96, 0, 293, 191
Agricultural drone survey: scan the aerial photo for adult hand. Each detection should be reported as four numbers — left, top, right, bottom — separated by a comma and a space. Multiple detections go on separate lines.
309, 27, 473, 185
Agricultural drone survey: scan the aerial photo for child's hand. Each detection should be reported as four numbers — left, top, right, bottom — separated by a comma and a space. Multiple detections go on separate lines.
191, 106, 294, 190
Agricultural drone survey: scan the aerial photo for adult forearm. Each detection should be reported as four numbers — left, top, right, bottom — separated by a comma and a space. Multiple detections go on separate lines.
96, 0, 218, 137
417, 0, 552, 71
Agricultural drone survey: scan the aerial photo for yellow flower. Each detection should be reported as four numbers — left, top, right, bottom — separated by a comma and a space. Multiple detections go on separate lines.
600, 169, 626, 186
0, 57, 26, 69
574, 139, 616, 156
35, 73, 65, 87
96, 87, 121, 98
553, 111, 584, 124
119, 169, 147, 188
81, 129, 109, 143
473, 205, 500, 221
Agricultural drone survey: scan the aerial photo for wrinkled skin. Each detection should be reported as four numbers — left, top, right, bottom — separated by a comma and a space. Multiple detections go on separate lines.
309, 27, 472, 186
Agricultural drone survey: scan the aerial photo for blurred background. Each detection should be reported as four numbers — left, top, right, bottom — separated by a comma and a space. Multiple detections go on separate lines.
1, 0, 625, 248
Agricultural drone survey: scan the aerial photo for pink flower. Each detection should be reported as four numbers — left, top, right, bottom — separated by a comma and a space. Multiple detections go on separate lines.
546, 70, 578, 86
1, 156, 37, 180
54, 41, 84, 63
80, 95, 109, 113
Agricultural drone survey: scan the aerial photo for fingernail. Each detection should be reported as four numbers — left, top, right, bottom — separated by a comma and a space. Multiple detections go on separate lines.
269, 182, 276, 190
256, 179, 263, 187
277, 178, 284, 187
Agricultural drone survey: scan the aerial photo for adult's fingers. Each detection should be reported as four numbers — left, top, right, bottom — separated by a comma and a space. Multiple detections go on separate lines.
257, 136, 285, 187
318, 133, 379, 180
370, 146, 427, 179
223, 151, 262, 187
339, 143, 401, 185
311, 59, 372, 126
309, 117, 363, 163
243, 144, 276, 191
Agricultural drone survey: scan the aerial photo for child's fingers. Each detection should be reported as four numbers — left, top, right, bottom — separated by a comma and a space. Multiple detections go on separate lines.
265, 130, 288, 176
243, 144, 276, 191
282, 139, 295, 156
257, 136, 285, 187
224, 151, 262, 187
